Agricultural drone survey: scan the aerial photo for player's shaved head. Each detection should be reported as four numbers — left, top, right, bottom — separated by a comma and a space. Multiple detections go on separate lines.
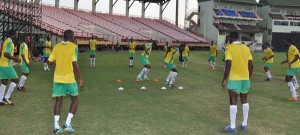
7, 29, 18, 39
23, 35, 29, 43
229, 32, 239, 39
286, 38, 292, 44
64, 30, 74, 42
229, 32, 239, 43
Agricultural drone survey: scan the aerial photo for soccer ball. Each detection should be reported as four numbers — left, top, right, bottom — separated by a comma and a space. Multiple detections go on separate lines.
118, 87, 124, 91
161, 87, 167, 90
140, 86, 146, 90
178, 86, 183, 90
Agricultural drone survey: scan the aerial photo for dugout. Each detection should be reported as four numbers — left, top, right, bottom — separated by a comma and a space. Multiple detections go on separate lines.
271, 32, 300, 52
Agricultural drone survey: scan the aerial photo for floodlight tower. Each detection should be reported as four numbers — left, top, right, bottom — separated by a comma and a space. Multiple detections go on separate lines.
184, 0, 190, 28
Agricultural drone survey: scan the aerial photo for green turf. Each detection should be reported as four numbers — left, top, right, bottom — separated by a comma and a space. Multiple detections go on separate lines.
0, 50, 299, 135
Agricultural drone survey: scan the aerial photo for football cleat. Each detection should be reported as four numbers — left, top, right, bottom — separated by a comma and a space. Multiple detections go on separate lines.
63, 124, 75, 133
239, 124, 248, 132
0, 101, 7, 105
224, 125, 237, 133
137, 76, 143, 81
53, 127, 63, 134
3, 98, 14, 105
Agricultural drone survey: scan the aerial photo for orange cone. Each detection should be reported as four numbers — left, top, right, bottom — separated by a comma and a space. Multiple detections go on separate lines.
116, 79, 122, 83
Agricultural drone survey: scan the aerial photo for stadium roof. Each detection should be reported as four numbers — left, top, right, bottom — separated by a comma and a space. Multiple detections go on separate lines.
198, 0, 258, 4
259, 0, 300, 7
135, 0, 170, 4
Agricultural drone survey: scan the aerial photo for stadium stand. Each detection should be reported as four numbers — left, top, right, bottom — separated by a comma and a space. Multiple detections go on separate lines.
155, 19, 206, 42
214, 9, 223, 16
239, 11, 257, 18
268, 13, 285, 20
237, 25, 260, 31
39, 5, 206, 44
222, 9, 238, 17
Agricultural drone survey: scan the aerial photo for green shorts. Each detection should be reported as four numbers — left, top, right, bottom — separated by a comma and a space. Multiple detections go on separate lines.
139, 56, 150, 66
264, 63, 272, 68
90, 50, 96, 55
287, 68, 300, 76
0, 66, 18, 79
20, 65, 29, 73
164, 62, 176, 70
44, 53, 50, 57
128, 52, 135, 58
52, 83, 78, 97
208, 55, 216, 62
227, 80, 251, 94
182, 56, 189, 61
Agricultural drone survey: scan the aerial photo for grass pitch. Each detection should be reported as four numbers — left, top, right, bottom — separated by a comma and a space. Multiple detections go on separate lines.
0, 50, 299, 135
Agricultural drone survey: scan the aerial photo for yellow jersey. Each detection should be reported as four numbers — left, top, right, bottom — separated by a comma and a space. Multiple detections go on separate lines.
182, 46, 189, 56
19, 42, 29, 65
141, 43, 152, 59
128, 41, 136, 53
0, 38, 14, 67
44, 41, 52, 54
264, 48, 274, 63
225, 42, 253, 80
164, 47, 179, 63
48, 42, 78, 83
288, 45, 300, 68
90, 39, 96, 50
210, 44, 218, 56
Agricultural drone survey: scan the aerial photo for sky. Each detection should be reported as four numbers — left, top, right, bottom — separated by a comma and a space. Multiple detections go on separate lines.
42, 0, 199, 27
42, 0, 260, 26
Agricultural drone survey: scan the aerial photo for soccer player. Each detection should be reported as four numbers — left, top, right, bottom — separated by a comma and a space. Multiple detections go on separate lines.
222, 38, 229, 71
164, 45, 179, 88
17, 35, 30, 92
128, 38, 136, 68
246, 40, 257, 47
0, 30, 20, 105
89, 36, 97, 67
281, 38, 300, 101
208, 41, 218, 70
222, 32, 253, 133
49, 30, 84, 134
262, 42, 274, 81
43, 36, 52, 71
137, 42, 155, 81
181, 44, 189, 68
164, 42, 169, 54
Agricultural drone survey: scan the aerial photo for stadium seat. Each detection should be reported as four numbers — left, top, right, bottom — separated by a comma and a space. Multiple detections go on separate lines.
38, 5, 206, 43
222, 9, 238, 17
214, 9, 223, 16
239, 11, 257, 18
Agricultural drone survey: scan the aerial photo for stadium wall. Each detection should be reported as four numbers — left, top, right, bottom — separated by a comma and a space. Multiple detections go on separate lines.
198, 1, 218, 44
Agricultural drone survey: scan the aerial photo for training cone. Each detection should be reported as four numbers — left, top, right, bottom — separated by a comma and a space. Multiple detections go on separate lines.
118, 87, 124, 91
134, 79, 140, 82
153, 79, 159, 82
116, 79, 122, 83
140, 86, 146, 90
161, 87, 167, 90
178, 86, 183, 90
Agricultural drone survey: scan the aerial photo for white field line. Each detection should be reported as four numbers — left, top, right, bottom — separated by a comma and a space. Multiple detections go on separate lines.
199, 62, 285, 80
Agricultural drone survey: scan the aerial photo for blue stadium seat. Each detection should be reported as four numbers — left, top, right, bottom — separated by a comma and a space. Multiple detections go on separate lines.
222, 9, 238, 17
239, 11, 257, 18
215, 9, 223, 16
